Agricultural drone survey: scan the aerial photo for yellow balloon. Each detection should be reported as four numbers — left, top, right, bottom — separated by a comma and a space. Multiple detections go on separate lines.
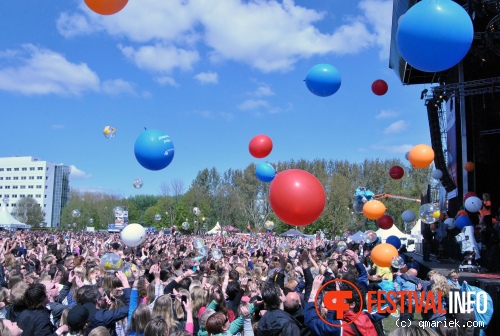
431, 210, 440, 219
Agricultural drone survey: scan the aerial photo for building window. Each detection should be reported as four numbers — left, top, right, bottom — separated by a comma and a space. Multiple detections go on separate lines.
12, 204, 16, 207
20, 195, 25, 198
38, 167, 43, 171
14, 168, 19, 171
37, 176, 42, 180
6, 168, 11, 171
11, 195, 17, 198
28, 195, 33, 198
21, 177, 26, 180
22, 168, 27, 171
36, 185, 42, 189
29, 176, 34, 180
0, 186, 2, 189
0, 168, 3, 171
20, 186, 25, 189
45, 195, 47, 198
30, 167, 35, 171
28, 186, 34, 189
36, 194, 41, 198
45, 186, 48, 189
13, 177, 18, 180
5, 177, 11, 180
5, 186, 10, 189
12, 186, 18, 189
0, 177, 2, 180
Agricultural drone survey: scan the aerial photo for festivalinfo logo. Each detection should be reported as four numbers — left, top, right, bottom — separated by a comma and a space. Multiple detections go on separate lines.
314, 279, 488, 328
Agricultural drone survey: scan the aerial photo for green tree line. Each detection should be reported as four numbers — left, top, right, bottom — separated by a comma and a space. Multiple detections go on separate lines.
56, 158, 430, 235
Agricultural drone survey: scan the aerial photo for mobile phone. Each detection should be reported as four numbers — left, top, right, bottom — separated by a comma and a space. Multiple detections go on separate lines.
181, 295, 187, 303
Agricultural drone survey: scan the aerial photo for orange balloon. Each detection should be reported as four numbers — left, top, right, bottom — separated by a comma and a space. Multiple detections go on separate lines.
363, 200, 386, 220
371, 243, 398, 267
408, 144, 434, 168
464, 161, 475, 172
84, 0, 128, 15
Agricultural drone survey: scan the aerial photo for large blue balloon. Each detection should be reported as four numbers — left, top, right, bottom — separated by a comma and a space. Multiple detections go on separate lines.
256, 163, 276, 183
134, 129, 175, 171
305, 64, 341, 97
401, 210, 416, 223
386, 235, 402, 250
397, 0, 473, 72
456, 216, 473, 230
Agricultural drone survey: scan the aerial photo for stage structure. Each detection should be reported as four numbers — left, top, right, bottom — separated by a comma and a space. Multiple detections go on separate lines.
390, 0, 500, 214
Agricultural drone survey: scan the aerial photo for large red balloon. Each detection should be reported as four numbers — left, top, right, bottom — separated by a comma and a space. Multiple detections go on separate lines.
389, 166, 404, 179
463, 191, 477, 201
249, 134, 273, 158
377, 215, 394, 230
371, 79, 388, 96
85, 0, 128, 15
269, 169, 325, 226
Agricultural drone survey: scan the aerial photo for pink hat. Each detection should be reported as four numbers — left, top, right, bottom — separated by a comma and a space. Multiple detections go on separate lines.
241, 296, 251, 303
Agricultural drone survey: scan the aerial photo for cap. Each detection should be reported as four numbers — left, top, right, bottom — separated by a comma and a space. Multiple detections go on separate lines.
67, 303, 96, 331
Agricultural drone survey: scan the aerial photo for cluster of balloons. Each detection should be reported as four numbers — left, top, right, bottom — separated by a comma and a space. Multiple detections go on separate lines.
305, 64, 341, 97
71, 209, 81, 218
103, 126, 116, 139
85, 0, 128, 15
134, 129, 175, 171
269, 169, 326, 226
133, 178, 143, 189
397, 0, 473, 72
249, 135, 276, 183
121, 223, 146, 247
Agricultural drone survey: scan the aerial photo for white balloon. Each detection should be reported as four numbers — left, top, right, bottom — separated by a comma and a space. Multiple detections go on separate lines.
121, 223, 147, 247
431, 169, 443, 180
464, 196, 482, 213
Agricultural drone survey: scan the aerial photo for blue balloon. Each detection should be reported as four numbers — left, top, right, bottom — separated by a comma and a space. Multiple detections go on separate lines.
386, 235, 402, 250
397, 0, 473, 72
401, 210, 416, 223
305, 64, 341, 97
456, 216, 473, 230
256, 163, 276, 183
134, 129, 175, 171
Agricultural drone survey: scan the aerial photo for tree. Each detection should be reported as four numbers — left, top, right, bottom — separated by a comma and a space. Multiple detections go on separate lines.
12, 197, 45, 228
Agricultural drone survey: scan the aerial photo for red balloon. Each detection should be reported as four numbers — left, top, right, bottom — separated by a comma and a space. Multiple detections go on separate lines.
269, 169, 325, 226
84, 0, 128, 15
463, 191, 477, 201
377, 215, 394, 230
371, 79, 388, 96
249, 134, 273, 158
389, 166, 404, 179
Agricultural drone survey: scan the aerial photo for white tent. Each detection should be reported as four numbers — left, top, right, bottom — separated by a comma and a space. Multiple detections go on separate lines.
376, 224, 409, 241
206, 222, 222, 235
0, 205, 31, 230
410, 220, 422, 243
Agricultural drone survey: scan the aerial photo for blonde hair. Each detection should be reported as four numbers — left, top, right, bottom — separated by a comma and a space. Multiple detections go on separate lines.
431, 273, 451, 297
88, 326, 110, 336
152, 295, 179, 333
174, 289, 190, 320
9, 281, 29, 305
191, 286, 208, 318
60, 308, 71, 327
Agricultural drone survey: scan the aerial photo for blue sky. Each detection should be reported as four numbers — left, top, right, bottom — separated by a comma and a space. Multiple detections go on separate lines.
0, 0, 430, 197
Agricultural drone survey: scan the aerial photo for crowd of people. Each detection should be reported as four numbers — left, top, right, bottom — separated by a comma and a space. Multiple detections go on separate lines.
0, 229, 485, 336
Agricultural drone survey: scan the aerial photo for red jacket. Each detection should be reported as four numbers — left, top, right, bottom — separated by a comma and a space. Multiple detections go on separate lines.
342, 310, 378, 336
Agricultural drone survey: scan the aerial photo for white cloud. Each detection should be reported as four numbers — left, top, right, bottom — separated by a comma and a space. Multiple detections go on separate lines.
359, 0, 393, 59
155, 76, 178, 87
58, 0, 387, 73
194, 71, 218, 84
0, 44, 99, 96
253, 85, 274, 97
101, 79, 136, 95
371, 144, 413, 153
52, 124, 65, 129
119, 44, 199, 73
383, 120, 408, 134
69, 165, 92, 179
238, 99, 269, 111
376, 109, 398, 119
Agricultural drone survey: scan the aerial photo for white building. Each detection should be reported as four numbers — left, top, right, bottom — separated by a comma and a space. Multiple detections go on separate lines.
0, 156, 70, 227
